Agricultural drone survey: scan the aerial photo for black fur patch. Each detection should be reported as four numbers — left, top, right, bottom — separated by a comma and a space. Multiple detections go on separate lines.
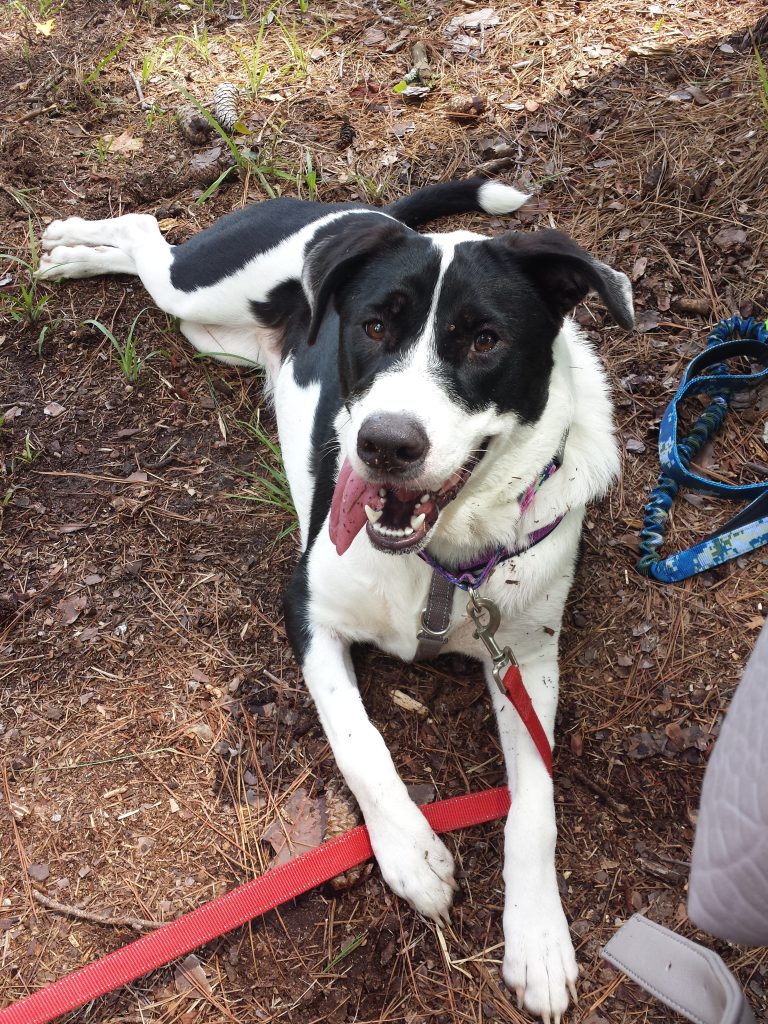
169, 198, 366, 292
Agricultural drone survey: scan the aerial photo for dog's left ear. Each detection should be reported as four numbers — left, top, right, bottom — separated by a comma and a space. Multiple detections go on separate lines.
497, 229, 634, 330
304, 219, 409, 345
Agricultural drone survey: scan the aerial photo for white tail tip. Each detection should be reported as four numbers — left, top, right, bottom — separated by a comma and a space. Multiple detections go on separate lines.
478, 181, 529, 215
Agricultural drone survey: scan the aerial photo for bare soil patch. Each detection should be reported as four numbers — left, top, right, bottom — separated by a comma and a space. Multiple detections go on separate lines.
2, 1, 768, 1021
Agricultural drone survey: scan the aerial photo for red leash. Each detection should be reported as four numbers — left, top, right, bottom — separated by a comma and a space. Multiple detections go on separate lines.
0, 666, 548, 1024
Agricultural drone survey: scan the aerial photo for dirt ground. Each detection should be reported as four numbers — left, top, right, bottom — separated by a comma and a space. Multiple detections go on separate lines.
2, 1, 768, 1022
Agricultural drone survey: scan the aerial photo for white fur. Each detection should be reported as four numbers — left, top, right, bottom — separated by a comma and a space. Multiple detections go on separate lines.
478, 180, 530, 215
38, 206, 621, 1023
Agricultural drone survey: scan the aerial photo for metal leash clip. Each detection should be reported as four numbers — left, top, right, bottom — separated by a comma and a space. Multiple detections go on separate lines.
466, 586, 517, 692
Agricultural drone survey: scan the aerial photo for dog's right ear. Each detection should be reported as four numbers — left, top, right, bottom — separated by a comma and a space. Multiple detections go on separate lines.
304, 218, 408, 345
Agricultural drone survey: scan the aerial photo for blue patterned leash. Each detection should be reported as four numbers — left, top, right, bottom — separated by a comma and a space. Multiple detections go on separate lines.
637, 316, 768, 582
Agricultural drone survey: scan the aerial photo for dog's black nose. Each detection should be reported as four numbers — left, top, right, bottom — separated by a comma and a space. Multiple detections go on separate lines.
357, 414, 429, 475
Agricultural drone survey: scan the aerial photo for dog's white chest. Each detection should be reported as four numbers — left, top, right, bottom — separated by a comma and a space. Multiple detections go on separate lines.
307, 537, 438, 659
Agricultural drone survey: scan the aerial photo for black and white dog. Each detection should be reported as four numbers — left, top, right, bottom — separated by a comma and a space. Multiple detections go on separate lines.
38, 179, 633, 1022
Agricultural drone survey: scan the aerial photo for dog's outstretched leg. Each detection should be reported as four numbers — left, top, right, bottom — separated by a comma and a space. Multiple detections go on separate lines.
37, 214, 186, 317
301, 628, 457, 921
486, 647, 578, 1024
36, 243, 138, 279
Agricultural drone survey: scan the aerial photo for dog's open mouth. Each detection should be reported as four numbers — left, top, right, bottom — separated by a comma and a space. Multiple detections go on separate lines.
330, 444, 488, 556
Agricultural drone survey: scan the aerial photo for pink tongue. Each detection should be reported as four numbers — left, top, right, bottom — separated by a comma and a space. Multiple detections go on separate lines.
329, 459, 382, 555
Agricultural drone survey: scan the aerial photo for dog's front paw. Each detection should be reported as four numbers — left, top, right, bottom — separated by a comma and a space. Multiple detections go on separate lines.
369, 804, 456, 922
502, 889, 578, 1023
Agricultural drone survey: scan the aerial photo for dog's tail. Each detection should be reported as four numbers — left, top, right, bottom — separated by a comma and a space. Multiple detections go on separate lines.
383, 177, 528, 228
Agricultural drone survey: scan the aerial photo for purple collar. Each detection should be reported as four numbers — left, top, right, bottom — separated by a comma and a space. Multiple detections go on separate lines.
417, 452, 565, 591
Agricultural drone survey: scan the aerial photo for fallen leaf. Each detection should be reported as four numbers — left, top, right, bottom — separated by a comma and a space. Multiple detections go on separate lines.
687, 85, 709, 105
75, 626, 100, 643
362, 26, 386, 46
447, 7, 500, 32
43, 401, 65, 417
634, 310, 660, 332
681, 493, 710, 509
3, 406, 22, 421
405, 783, 435, 805
263, 788, 325, 867
57, 594, 87, 625
631, 257, 648, 280
104, 131, 144, 156
190, 146, 223, 171
175, 953, 212, 996
397, 84, 431, 99
713, 226, 747, 251
664, 721, 711, 752
184, 722, 213, 745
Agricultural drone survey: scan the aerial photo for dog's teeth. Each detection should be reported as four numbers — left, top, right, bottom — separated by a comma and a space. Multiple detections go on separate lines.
420, 493, 430, 504
404, 526, 414, 536
410, 513, 425, 531
365, 505, 383, 524
379, 488, 387, 498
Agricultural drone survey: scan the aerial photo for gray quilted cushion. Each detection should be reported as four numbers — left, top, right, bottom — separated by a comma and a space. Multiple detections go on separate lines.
688, 618, 768, 945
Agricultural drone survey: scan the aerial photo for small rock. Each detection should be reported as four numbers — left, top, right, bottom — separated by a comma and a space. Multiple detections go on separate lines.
624, 437, 646, 454
28, 863, 50, 882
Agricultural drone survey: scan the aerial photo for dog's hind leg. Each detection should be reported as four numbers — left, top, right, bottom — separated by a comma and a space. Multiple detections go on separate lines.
38, 214, 185, 320
37, 244, 138, 280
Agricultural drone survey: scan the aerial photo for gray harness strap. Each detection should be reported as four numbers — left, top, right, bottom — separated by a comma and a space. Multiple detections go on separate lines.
414, 568, 455, 660
602, 915, 755, 1024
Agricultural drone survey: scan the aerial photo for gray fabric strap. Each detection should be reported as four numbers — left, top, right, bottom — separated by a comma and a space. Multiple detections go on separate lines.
414, 568, 455, 660
602, 915, 755, 1024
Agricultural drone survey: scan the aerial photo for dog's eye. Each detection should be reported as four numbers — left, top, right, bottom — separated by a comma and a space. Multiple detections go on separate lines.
364, 320, 386, 340
472, 330, 498, 354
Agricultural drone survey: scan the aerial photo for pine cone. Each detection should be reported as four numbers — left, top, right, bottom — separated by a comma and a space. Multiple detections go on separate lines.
212, 83, 241, 134
176, 104, 212, 146
324, 780, 373, 892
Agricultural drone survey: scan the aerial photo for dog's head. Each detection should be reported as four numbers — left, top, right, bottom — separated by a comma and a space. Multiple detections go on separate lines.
306, 217, 633, 555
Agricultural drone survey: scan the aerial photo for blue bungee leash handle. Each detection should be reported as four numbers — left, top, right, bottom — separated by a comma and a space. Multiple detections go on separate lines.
637, 316, 768, 583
